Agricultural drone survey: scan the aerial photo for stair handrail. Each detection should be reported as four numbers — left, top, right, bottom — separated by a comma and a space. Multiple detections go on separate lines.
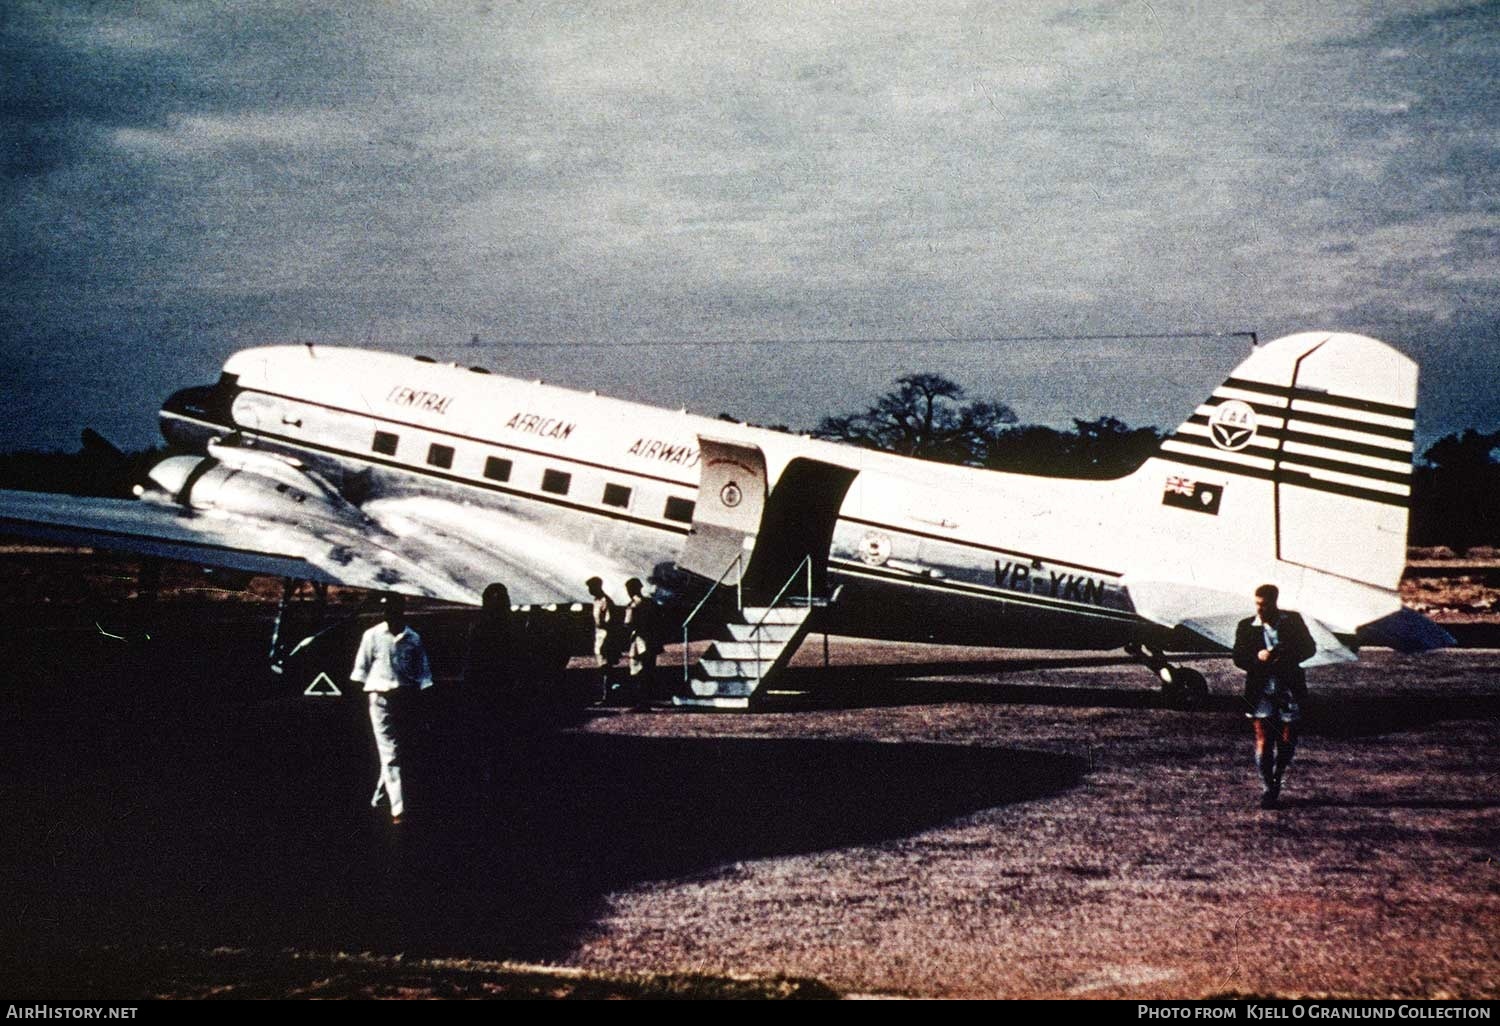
750, 554, 814, 679
681, 552, 744, 684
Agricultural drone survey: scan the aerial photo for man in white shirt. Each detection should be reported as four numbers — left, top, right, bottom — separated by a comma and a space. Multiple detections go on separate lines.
351, 593, 433, 823
587, 576, 621, 703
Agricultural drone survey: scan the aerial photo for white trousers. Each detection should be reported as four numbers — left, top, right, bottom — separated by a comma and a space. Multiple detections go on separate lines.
368, 691, 408, 817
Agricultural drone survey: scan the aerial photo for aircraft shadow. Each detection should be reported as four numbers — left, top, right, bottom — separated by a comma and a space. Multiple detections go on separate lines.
775, 664, 1500, 733
0, 693, 1084, 973
774, 663, 1223, 713
1283, 796, 1500, 811
1298, 692, 1500, 738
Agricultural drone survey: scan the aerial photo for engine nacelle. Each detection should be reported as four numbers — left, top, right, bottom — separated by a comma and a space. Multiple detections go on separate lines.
144, 451, 361, 528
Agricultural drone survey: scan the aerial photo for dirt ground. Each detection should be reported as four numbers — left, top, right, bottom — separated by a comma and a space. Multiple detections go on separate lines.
0, 545, 1496, 998
1, 601, 1496, 999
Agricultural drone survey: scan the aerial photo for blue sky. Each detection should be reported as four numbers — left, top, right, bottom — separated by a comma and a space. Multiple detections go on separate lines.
3, 1, 1497, 453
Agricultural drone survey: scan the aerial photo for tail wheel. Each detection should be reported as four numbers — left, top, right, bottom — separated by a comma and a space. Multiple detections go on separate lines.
1176, 667, 1209, 709
1159, 665, 1208, 709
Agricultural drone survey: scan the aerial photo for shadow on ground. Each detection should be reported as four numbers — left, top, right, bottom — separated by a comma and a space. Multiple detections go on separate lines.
0, 631, 1084, 991
775, 661, 1500, 738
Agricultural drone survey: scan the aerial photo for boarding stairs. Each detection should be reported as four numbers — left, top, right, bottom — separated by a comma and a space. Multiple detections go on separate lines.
674, 555, 830, 710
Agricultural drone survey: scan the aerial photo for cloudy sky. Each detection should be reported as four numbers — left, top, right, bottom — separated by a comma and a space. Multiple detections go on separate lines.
3, 1, 1497, 453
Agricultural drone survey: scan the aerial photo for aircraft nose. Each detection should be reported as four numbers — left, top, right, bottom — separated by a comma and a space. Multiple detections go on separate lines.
160, 379, 237, 448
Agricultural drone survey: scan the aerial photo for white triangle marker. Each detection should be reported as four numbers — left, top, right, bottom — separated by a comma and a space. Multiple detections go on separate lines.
303, 671, 343, 697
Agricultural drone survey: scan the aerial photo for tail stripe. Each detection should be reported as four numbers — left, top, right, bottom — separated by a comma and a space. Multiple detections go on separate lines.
1160, 437, 1275, 470
1277, 408, 1413, 443
1185, 414, 1411, 460
1276, 451, 1409, 486
1168, 427, 1411, 485
1279, 460, 1409, 494
1281, 469, 1409, 505
1215, 386, 1289, 409
1222, 376, 1416, 420
1280, 440, 1409, 475
1156, 447, 1409, 508
1289, 398, 1414, 432
1279, 423, 1413, 457
1208, 393, 1415, 442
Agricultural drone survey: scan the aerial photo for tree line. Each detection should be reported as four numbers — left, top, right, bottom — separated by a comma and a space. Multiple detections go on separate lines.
0, 373, 1494, 551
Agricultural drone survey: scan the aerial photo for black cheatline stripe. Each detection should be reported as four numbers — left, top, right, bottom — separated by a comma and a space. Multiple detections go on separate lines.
1168, 431, 1409, 485
242, 425, 694, 537
839, 514, 1121, 577
1156, 448, 1408, 508
1194, 401, 1415, 443
236, 386, 700, 489
828, 559, 1139, 621
1223, 376, 1414, 419
1176, 421, 1412, 475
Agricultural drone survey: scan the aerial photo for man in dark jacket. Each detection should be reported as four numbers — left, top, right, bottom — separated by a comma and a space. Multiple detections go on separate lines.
1232, 584, 1317, 808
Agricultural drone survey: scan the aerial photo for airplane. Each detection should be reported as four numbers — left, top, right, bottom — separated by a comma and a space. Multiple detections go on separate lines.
0, 331, 1452, 708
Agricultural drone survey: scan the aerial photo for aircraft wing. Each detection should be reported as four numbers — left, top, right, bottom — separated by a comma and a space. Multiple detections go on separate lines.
1125, 579, 1358, 667
0, 487, 627, 607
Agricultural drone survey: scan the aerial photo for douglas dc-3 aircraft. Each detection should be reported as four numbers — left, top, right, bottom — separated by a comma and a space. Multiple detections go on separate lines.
0, 331, 1451, 707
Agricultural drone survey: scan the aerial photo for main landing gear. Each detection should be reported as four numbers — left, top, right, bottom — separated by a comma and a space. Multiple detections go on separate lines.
1124, 642, 1208, 709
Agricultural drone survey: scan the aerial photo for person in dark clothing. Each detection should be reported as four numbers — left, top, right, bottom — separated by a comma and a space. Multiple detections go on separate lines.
465, 582, 518, 796
1232, 583, 1317, 808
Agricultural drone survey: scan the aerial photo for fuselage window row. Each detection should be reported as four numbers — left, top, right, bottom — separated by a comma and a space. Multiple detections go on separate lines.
331, 405, 692, 528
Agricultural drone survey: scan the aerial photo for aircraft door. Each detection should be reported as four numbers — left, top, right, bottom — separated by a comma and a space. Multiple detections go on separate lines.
674, 438, 768, 587
747, 458, 858, 599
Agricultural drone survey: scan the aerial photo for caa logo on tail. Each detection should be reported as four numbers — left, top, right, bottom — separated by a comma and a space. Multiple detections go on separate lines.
1208, 400, 1258, 451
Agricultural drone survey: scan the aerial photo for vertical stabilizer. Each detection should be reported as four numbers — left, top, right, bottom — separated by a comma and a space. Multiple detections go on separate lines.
1131, 332, 1415, 619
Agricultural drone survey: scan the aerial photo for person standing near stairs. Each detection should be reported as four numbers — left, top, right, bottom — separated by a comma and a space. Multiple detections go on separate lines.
623, 577, 661, 708
587, 576, 622, 704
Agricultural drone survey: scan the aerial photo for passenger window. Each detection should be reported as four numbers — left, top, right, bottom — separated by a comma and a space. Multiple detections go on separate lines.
483, 456, 512, 482
541, 469, 571, 495
426, 443, 454, 469
372, 430, 399, 456
664, 496, 695, 523
602, 483, 632, 508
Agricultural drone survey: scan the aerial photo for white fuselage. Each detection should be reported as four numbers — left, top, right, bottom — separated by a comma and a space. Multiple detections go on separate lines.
159, 345, 1181, 648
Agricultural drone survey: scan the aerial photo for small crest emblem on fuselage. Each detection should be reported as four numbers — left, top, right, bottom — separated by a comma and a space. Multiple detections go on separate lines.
859, 531, 892, 566
1208, 400, 1258, 451
720, 482, 743, 508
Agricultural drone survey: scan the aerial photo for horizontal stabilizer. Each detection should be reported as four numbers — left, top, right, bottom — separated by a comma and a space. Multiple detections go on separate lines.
1128, 578, 1356, 665
1355, 607, 1455, 653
